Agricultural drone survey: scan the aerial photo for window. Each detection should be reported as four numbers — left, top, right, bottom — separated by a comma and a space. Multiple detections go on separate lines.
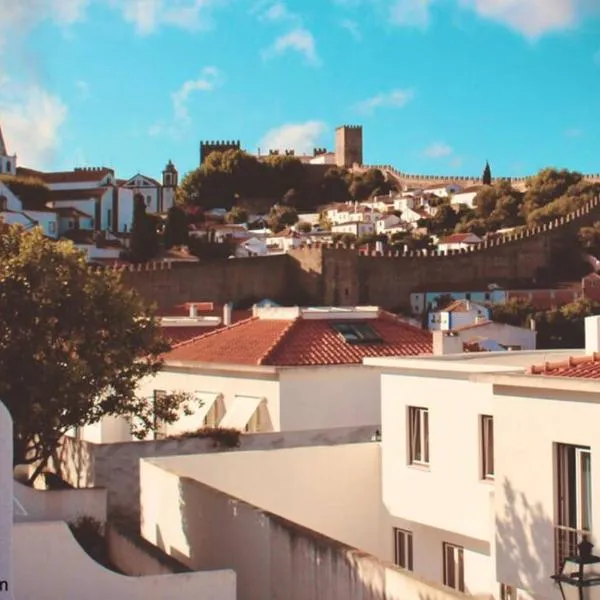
146, 195, 151, 206
153, 390, 167, 440
500, 583, 516, 600
443, 543, 464, 592
332, 322, 382, 344
485, 292, 491, 301
165, 174, 171, 186
203, 396, 225, 428
465, 293, 471, 300
555, 444, 592, 569
480, 415, 494, 480
0, 195, 7, 211
106, 209, 112, 229
393, 528, 413, 571
408, 406, 429, 465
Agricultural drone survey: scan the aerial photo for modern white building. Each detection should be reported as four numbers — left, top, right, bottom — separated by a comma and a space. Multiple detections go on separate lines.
437, 233, 483, 253
331, 220, 375, 237
75, 306, 433, 444
428, 299, 491, 331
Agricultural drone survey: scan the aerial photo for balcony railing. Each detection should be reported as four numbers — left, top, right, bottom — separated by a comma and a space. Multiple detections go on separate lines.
555, 525, 588, 571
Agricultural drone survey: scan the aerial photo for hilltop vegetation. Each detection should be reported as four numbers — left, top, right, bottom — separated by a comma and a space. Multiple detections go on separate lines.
429, 168, 600, 237
178, 149, 396, 211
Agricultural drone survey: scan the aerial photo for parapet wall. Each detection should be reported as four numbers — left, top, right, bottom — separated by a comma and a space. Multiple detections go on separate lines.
117, 196, 600, 311
367, 163, 600, 191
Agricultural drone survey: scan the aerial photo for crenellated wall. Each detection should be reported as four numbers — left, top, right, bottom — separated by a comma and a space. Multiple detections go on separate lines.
118, 196, 600, 310
367, 164, 600, 192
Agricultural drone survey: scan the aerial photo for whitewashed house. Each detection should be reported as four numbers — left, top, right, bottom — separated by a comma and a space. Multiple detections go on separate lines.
450, 186, 483, 209
437, 233, 482, 253
331, 221, 375, 237
365, 316, 600, 600
428, 299, 491, 331
423, 183, 463, 198
266, 228, 305, 253
118, 161, 178, 215
376, 214, 403, 235
75, 306, 433, 443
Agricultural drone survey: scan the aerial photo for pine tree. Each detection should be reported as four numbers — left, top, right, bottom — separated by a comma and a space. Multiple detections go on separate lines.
163, 205, 189, 249
130, 195, 159, 262
482, 161, 492, 186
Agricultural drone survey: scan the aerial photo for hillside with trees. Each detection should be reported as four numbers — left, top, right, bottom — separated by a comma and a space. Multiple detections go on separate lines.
177, 149, 396, 212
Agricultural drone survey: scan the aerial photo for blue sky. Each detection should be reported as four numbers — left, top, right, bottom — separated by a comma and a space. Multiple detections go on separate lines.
1, 0, 600, 181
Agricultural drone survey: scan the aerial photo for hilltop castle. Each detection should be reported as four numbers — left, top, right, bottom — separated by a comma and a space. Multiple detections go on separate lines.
199, 125, 600, 192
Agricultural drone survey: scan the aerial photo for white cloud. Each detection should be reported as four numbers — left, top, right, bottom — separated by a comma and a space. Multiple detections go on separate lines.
389, 0, 433, 28
108, 0, 223, 35
355, 89, 414, 114
333, 0, 594, 38
259, 1, 298, 23
0, 85, 68, 169
263, 27, 320, 65
341, 18, 362, 40
171, 66, 221, 122
259, 121, 328, 154
424, 142, 453, 158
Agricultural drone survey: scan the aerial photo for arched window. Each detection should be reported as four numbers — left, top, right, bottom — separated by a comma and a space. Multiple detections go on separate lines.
165, 174, 171, 186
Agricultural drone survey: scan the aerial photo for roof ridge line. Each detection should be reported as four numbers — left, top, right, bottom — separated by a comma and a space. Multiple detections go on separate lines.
168, 315, 258, 350
258, 317, 300, 365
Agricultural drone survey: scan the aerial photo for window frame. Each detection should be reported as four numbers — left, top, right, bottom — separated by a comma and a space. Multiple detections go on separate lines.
442, 542, 465, 592
408, 406, 430, 466
393, 528, 414, 571
331, 321, 383, 344
480, 414, 494, 481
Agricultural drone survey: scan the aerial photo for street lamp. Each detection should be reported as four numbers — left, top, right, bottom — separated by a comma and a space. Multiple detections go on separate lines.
552, 537, 600, 600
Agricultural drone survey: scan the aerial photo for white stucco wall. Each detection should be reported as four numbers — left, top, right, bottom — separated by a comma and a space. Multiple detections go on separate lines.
0, 180, 22, 210
13, 480, 107, 525
278, 365, 381, 431
493, 383, 600, 600
141, 443, 386, 557
379, 362, 526, 597
0, 401, 14, 599
13, 521, 235, 600
117, 187, 134, 232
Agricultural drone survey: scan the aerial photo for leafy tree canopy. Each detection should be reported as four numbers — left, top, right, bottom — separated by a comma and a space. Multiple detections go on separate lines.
0, 223, 192, 479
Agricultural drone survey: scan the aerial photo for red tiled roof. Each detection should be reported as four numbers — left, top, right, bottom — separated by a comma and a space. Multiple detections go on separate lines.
162, 326, 217, 345
18, 168, 113, 184
529, 354, 600, 379
443, 299, 482, 313
439, 233, 480, 245
164, 312, 432, 366
49, 188, 108, 202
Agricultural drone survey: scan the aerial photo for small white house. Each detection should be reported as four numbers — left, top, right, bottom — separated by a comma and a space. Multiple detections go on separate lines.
331, 221, 375, 237
422, 183, 463, 198
375, 214, 402, 235
450, 185, 483, 209
75, 306, 433, 444
437, 232, 482, 253
266, 228, 305, 253
428, 299, 491, 331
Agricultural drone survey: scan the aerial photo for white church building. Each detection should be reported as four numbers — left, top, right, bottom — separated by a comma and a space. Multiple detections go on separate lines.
0, 120, 178, 259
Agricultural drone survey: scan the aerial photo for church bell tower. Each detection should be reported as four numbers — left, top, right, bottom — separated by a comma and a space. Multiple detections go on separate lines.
161, 160, 178, 212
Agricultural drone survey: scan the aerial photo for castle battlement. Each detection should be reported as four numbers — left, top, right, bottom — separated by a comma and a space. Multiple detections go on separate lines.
367, 164, 600, 188
287, 194, 600, 260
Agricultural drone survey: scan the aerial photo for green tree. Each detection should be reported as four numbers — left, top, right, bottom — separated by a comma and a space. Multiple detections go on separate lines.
296, 221, 312, 233
429, 204, 458, 235
129, 194, 159, 262
0, 223, 193, 478
267, 205, 299, 233
163, 205, 189, 249
482, 161, 492, 185
320, 168, 351, 203
225, 206, 249, 224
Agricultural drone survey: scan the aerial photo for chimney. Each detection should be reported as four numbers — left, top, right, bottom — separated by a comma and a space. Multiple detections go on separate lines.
433, 330, 463, 356
585, 315, 600, 353
189, 303, 198, 318
223, 302, 232, 327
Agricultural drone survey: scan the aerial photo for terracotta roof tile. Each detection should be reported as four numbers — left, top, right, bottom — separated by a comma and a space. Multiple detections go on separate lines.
165, 313, 432, 366
528, 354, 600, 379
18, 167, 113, 184
439, 233, 481, 245
162, 326, 218, 345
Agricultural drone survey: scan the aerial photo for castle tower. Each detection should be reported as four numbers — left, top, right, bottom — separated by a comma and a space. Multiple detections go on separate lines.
161, 159, 178, 212
335, 125, 363, 169
199, 140, 241, 165
0, 121, 17, 175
